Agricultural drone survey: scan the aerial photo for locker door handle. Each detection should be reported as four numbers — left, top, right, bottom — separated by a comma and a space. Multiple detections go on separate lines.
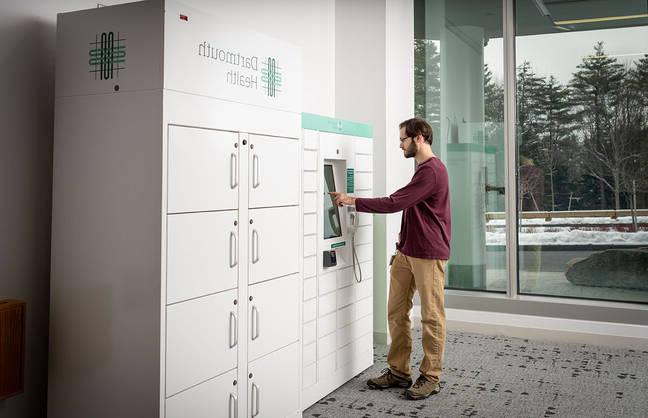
229, 311, 238, 348
252, 154, 261, 188
229, 393, 238, 418
251, 229, 260, 264
251, 383, 260, 417
251, 305, 260, 341
229, 232, 238, 268
230, 153, 238, 189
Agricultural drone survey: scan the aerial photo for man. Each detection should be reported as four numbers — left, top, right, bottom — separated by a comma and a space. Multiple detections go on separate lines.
330, 117, 450, 400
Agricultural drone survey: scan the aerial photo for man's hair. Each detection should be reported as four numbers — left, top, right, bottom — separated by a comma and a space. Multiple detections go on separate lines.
399, 117, 433, 145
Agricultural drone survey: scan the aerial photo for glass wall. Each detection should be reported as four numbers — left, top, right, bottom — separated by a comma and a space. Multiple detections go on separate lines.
515, 0, 648, 303
415, 0, 648, 304
414, 0, 507, 292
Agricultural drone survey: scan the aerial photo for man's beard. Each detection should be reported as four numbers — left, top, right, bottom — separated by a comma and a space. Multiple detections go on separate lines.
404, 141, 417, 158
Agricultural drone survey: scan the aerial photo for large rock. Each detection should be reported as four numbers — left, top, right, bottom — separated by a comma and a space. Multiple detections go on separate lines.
565, 248, 648, 290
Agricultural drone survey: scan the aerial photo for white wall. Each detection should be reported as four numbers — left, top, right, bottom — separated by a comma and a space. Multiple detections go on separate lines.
184, 0, 335, 115
0, 3, 78, 417
335, 0, 414, 343
0, 1, 335, 417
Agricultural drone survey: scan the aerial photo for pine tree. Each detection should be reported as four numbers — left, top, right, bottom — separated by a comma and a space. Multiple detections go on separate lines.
569, 42, 627, 210
516, 61, 548, 211
632, 53, 648, 107
484, 63, 504, 145
414, 39, 440, 125
535, 75, 573, 210
484, 64, 504, 123
516, 61, 545, 163
629, 54, 648, 207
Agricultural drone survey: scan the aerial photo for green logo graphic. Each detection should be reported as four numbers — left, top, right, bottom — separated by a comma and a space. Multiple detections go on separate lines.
261, 57, 282, 97
89, 32, 126, 80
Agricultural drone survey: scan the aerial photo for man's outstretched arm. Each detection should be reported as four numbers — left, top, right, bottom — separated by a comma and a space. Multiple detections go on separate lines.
330, 165, 436, 214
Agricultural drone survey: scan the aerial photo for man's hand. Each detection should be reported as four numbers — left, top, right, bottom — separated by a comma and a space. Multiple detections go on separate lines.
329, 192, 356, 207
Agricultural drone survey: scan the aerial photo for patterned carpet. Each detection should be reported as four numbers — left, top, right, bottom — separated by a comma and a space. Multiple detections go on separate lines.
304, 328, 648, 417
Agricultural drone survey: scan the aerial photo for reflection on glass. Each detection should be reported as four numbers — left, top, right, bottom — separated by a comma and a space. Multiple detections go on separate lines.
516, 0, 648, 303
415, 0, 506, 292
323, 164, 342, 239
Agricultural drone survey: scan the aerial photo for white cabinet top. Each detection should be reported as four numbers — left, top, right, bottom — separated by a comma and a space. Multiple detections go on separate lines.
56, 0, 301, 113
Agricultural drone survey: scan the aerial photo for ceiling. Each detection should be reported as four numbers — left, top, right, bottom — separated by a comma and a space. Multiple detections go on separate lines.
415, 0, 648, 39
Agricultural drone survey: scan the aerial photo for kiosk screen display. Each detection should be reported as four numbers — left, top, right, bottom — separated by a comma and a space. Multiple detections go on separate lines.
323, 164, 342, 239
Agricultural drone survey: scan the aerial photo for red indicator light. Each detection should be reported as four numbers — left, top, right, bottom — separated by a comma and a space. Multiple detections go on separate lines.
180, 14, 188, 21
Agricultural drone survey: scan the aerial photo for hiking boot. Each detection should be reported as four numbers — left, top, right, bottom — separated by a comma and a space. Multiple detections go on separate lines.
367, 368, 412, 389
404, 375, 441, 400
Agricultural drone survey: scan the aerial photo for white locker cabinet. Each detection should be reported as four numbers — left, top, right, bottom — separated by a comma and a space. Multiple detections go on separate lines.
248, 206, 299, 285
165, 369, 238, 418
166, 290, 238, 397
167, 126, 239, 214
52, 3, 305, 416
248, 135, 300, 208
300, 117, 374, 410
248, 273, 300, 362
248, 342, 300, 418
166, 211, 238, 304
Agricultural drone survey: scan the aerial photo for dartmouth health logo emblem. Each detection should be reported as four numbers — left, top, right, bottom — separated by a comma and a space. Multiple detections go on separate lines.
89, 32, 126, 80
261, 57, 282, 98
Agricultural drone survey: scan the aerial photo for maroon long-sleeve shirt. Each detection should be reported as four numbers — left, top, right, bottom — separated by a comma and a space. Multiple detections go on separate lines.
355, 157, 451, 260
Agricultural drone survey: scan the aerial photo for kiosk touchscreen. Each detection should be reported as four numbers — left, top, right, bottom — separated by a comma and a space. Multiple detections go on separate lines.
321, 160, 351, 268
323, 164, 342, 239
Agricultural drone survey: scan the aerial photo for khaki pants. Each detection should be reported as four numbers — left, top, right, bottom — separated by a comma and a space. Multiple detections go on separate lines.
387, 251, 447, 383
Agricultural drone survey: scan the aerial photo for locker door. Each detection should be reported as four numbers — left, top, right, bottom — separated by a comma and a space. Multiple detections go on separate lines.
248, 206, 299, 285
166, 290, 238, 397
165, 369, 238, 418
248, 273, 299, 362
168, 126, 239, 213
248, 342, 300, 418
248, 135, 299, 208
167, 211, 238, 304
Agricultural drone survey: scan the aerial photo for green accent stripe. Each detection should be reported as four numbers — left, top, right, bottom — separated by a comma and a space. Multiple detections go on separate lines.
301, 113, 373, 138
331, 241, 346, 249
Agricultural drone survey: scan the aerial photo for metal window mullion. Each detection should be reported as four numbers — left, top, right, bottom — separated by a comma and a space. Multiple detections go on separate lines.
503, 0, 519, 298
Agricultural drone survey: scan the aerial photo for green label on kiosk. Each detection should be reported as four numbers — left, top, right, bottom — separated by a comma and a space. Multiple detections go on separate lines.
346, 168, 354, 193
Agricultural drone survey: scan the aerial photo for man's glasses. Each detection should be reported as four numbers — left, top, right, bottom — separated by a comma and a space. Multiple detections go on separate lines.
399, 136, 411, 143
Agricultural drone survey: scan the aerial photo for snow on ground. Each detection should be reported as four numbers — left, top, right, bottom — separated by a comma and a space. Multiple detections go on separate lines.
486, 229, 648, 245
486, 216, 648, 245
487, 216, 648, 226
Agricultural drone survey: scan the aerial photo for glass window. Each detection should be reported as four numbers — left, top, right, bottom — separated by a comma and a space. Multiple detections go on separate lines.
516, 0, 648, 303
414, 0, 506, 292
